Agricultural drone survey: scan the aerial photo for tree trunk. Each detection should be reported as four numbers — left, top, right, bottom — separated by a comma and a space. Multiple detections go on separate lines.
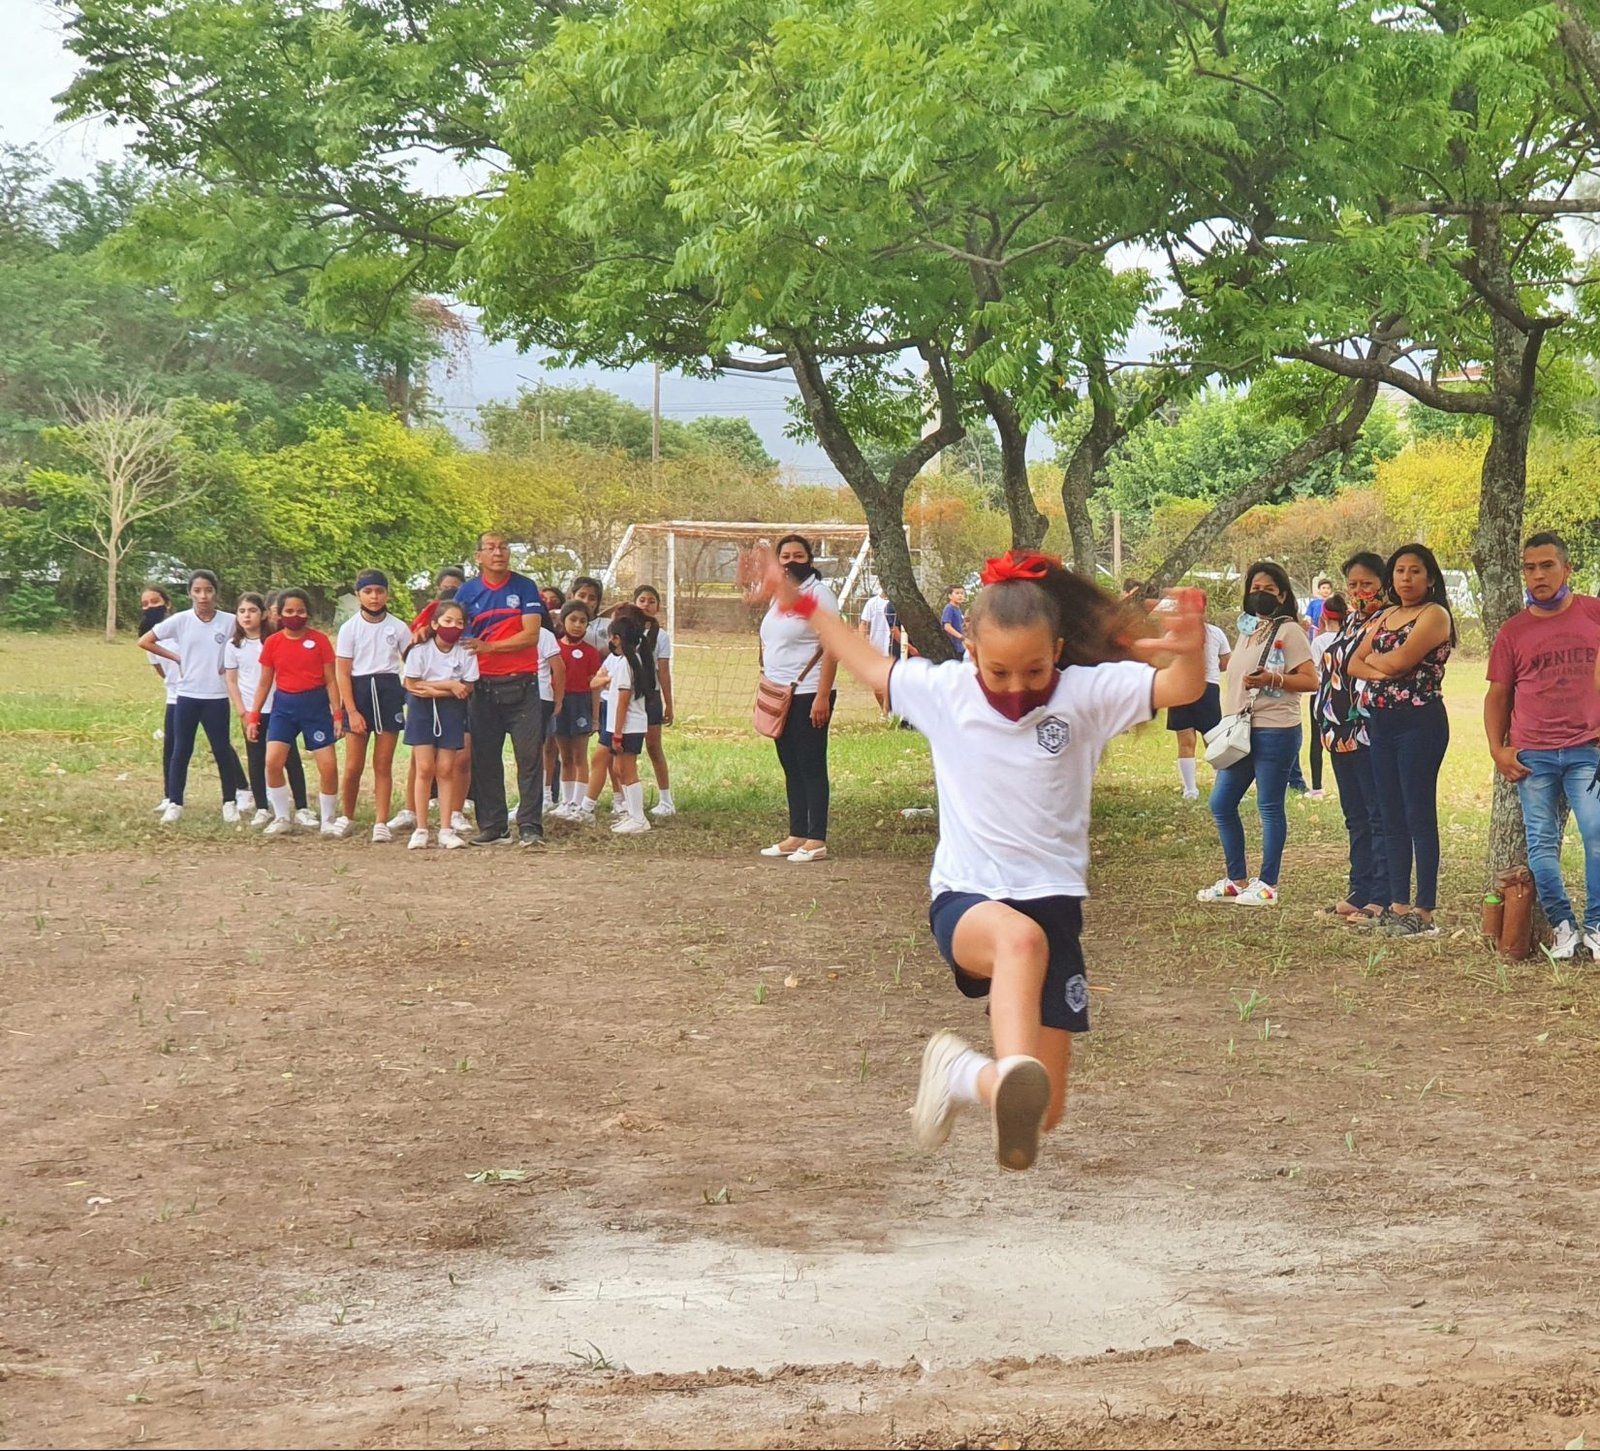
1144, 377, 1380, 592
1059, 357, 1122, 574
979, 384, 1047, 551
104, 533, 120, 643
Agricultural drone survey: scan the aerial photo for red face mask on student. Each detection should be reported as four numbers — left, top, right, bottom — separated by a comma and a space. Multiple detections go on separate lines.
976, 673, 1059, 722
435, 625, 464, 648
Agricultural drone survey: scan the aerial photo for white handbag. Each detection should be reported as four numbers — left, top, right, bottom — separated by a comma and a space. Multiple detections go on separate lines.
1203, 624, 1286, 769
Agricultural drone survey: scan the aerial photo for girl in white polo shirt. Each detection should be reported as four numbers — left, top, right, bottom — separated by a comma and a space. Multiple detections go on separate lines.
757, 548, 1206, 1173
335, 569, 410, 841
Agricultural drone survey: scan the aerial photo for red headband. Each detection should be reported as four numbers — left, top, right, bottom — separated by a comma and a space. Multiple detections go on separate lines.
979, 550, 1057, 586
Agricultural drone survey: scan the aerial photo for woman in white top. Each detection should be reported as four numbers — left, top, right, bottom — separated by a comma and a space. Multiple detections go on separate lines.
634, 585, 677, 817
756, 534, 840, 863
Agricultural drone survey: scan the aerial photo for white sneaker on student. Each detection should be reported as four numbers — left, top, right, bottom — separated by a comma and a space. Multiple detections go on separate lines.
263, 816, 295, 837
451, 811, 472, 834
1196, 877, 1241, 903
250, 809, 271, 828
408, 828, 429, 850
438, 828, 467, 850
327, 816, 353, 839
371, 822, 393, 844
155, 798, 172, 814
222, 801, 240, 824
1586, 927, 1600, 962
650, 799, 677, 818
611, 798, 628, 815
1549, 920, 1581, 960
160, 803, 184, 825
1235, 879, 1280, 907
294, 808, 318, 828
388, 809, 417, 831
612, 816, 651, 834
911, 1030, 971, 1152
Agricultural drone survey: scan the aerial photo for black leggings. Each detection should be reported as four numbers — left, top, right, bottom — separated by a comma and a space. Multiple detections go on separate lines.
1309, 720, 1325, 792
168, 696, 249, 806
775, 691, 834, 841
244, 714, 308, 810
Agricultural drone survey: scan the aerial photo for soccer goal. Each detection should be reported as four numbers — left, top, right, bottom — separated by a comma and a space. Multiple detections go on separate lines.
599, 520, 876, 727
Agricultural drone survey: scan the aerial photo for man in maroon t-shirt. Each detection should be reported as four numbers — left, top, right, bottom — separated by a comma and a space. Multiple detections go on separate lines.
1484, 532, 1600, 961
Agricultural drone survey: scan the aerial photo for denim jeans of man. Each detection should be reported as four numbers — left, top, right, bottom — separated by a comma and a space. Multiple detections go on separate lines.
1329, 745, 1390, 909
1209, 724, 1301, 886
1516, 745, 1600, 932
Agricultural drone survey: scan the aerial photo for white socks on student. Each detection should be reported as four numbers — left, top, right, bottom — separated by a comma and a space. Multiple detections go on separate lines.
267, 784, 293, 821
624, 782, 646, 824
319, 792, 339, 826
657, 789, 674, 810
563, 780, 584, 807
1177, 757, 1198, 795
947, 1048, 990, 1106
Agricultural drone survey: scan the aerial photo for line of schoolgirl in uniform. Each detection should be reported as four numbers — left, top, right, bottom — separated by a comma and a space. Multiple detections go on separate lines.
138, 568, 678, 845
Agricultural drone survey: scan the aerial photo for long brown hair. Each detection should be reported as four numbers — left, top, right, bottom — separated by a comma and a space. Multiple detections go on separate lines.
968, 552, 1140, 667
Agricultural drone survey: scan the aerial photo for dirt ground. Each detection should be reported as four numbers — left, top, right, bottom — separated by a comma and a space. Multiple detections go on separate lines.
4, 843, 1598, 1449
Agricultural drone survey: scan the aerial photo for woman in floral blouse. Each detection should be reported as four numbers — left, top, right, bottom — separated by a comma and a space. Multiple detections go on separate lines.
1348, 544, 1456, 939
1315, 552, 1392, 929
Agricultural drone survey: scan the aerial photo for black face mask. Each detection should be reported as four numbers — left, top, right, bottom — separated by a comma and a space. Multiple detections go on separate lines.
438, 585, 459, 602
1246, 590, 1280, 618
784, 561, 816, 583
139, 605, 167, 633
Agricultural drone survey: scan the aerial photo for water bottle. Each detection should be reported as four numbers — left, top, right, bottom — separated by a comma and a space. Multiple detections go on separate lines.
1261, 643, 1287, 698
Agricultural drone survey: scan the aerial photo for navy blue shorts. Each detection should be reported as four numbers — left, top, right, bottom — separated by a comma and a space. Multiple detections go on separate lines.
603, 731, 645, 757
1166, 681, 1222, 735
928, 893, 1090, 1033
554, 694, 594, 738
351, 672, 405, 733
267, 688, 337, 750
403, 694, 468, 751
646, 694, 664, 728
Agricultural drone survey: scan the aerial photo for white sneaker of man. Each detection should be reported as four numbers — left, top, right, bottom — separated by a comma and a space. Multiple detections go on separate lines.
1585, 927, 1600, 962
1549, 920, 1581, 960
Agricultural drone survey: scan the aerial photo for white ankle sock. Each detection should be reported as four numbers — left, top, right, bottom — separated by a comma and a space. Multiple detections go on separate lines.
267, 784, 292, 820
624, 782, 646, 823
319, 793, 338, 825
1178, 757, 1197, 793
579, 795, 597, 815
658, 788, 674, 809
236, 788, 255, 809
947, 1049, 990, 1106
565, 780, 582, 806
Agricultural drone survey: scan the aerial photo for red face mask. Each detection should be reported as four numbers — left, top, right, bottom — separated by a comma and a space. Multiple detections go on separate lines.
977, 671, 1059, 721
435, 625, 464, 648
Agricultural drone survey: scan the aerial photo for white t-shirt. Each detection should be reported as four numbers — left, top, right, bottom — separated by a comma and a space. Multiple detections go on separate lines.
151, 608, 236, 700
152, 657, 181, 704
1310, 629, 1338, 680
862, 595, 893, 654
604, 652, 650, 735
758, 577, 838, 689
888, 657, 1157, 901
1203, 623, 1230, 685
336, 612, 408, 676
403, 638, 481, 688
652, 625, 673, 662
585, 615, 611, 654
536, 627, 563, 701
224, 634, 275, 713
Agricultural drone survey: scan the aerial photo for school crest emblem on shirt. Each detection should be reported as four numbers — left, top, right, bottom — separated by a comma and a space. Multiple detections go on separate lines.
507, 593, 520, 607
1035, 716, 1070, 754
213, 630, 226, 644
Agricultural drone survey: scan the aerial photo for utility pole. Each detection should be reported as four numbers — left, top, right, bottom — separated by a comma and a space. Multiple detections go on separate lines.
651, 362, 662, 484
1112, 510, 1123, 581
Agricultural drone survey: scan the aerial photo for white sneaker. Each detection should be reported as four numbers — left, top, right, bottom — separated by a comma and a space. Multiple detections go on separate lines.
612, 816, 651, 834
438, 828, 466, 850
1181, 789, 1200, 801
992, 1055, 1051, 1172
1549, 920, 1581, 960
451, 811, 472, 834
236, 792, 257, 812
371, 822, 393, 844
1586, 927, 1600, 962
408, 828, 429, 850
388, 809, 417, 831
222, 801, 240, 824
263, 816, 295, 837
650, 799, 677, 818
320, 821, 343, 838
548, 801, 574, 822
1235, 879, 1280, 907
328, 816, 353, 839
911, 1030, 971, 1151
1196, 878, 1241, 903
160, 803, 184, 825
463, 798, 474, 815
154, 798, 171, 814
249, 809, 271, 828
294, 808, 318, 828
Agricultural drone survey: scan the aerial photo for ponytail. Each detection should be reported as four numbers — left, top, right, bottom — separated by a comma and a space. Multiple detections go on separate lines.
609, 613, 660, 705
969, 551, 1140, 668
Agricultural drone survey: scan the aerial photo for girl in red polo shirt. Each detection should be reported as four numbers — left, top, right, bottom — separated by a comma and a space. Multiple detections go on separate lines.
551, 601, 603, 818
248, 589, 345, 837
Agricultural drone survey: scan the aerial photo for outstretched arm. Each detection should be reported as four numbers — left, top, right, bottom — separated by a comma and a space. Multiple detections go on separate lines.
1126, 598, 1208, 709
757, 558, 891, 701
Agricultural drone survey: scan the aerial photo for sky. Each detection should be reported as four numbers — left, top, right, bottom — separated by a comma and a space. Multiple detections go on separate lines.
0, 0, 850, 478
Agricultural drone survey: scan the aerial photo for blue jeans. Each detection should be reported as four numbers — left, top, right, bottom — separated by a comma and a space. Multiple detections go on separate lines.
1516, 745, 1600, 932
1210, 724, 1301, 887
1367, 700, 1449, 912
1329, 745, 1390, 909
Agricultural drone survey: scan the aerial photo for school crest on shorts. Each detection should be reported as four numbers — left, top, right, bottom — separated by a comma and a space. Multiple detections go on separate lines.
1035, 716, 1070, 754
1065, 974, 1088, 1014
312, 730, 327, 743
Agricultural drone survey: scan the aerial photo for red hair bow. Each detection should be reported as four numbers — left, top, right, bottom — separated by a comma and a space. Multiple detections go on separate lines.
979, 550, 1056, 586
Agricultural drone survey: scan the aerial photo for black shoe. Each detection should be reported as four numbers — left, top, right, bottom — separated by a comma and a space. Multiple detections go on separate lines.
516, 830, 545, 849
472, 830, 512, 847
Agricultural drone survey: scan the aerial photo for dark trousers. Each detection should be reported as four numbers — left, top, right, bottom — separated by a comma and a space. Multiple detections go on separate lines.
169, 696, 248, 806
1309, 724, 1325, 792
1367, 700, 1449, 912
775, 691, 834, 840
244, 715, 308, 810
469, 673, 544, 838
1328, 745, 1390, 909
162, 703, 176, 798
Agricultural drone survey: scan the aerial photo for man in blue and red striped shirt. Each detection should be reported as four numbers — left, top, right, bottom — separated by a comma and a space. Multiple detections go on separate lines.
456, 531, 551, 846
